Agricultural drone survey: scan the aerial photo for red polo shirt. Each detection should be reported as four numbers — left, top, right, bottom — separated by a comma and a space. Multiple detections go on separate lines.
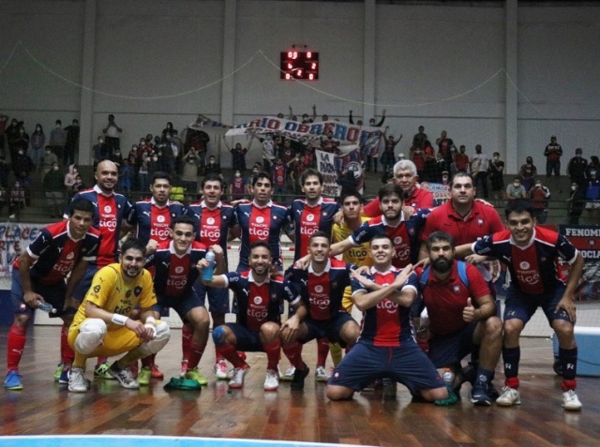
363, 187, 434, 218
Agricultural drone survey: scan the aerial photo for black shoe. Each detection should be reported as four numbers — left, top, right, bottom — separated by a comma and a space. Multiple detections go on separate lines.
487, 382, 500, 401
471, 385, 492, 406
290, 366, 310, 391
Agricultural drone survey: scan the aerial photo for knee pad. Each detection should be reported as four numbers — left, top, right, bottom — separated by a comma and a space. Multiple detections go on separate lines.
138, 321, 171, 357
75, 318, 107, 355
212, 325, 227, 346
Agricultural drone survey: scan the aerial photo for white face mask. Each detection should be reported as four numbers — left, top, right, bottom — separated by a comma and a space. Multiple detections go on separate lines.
513, 182, 520, 188
53, 166, 59, 171
493, 156, 499, 161
571, 186, 577, 191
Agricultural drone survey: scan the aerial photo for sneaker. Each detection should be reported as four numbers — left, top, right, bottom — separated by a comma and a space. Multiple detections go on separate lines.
291, 366, 310, 391
214, 360, 229, 380
280, 365, 296, 382
228, 366, 249, 389
94, 361, 115, 380
58, 364, 72, 385
277, 364, 283, 379
180, 359, 189, 378
137, 367, 151, 386
471, 385, 492, 406
150, 364, 164, 379
264, 369, 279, 391
315, 365, 329, 383
53, 363, 63, 382
562, 390, 582, 411
496, 386, 521, 407
185, 367, 208, 386
108, 363, 140, 389
4, 370, 23, 390
488, 382, 500, 401
68, 368, 90, 393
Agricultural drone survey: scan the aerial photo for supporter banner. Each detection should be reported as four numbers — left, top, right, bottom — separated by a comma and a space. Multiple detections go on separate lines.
0, 223, 43, 277
420, 182, 450, 206
316, 149, 364, 197
226, 117, 381, 155
560, 224, 600, 301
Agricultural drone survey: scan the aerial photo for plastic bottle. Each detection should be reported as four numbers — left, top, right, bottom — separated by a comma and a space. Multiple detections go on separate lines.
442, 367, 455, 387
202, 250, 215, 281
36, 300, 57, 314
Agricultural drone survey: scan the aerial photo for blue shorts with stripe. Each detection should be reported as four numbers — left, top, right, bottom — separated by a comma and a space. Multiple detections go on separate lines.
225, 323, 266, 352
328, 339, 444, 394
504, 285, 572, 325
154, 287, 204, 321
195, 279, 230, 314
428, 322, 478, 368
11, 268, 68, 318
300, 313, 356, 347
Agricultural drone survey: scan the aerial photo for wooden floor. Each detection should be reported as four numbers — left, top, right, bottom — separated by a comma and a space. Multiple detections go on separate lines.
1, 326, 600, 446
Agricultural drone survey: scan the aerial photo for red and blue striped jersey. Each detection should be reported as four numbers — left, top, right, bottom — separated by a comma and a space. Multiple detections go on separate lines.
126, 198, 185, 245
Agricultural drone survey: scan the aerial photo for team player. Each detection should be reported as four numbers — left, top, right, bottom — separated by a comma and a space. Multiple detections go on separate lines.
284, 169, 340, 382
67, 238, 171, 393
457, 199, 584, 410
68, 160, 133, 379
202, 241, 301, 391
126, 171, 185, 379
282, 232, 360, 391
362, 159, 434, 217
144, 215, 223, 386
4, 199, 101, 390
418, 232, 502, 406
186, 174, 239, 379
326, 235, 454, 405
235, 171, 288, 272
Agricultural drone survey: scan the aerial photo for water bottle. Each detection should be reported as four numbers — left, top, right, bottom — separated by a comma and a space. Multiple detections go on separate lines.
36, 300, 57, 314
202, 250, 215, 281
442, 367, 455, 388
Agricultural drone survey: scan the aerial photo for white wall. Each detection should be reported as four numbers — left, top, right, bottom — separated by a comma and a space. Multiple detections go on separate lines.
1, 1, 599, 172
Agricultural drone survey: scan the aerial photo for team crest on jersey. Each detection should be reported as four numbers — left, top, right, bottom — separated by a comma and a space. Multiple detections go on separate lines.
207, 217, 215, 225
453, 285, 460, 293
408, 228, 415, 235
519, 261, 530, 269
19, 303, 26, 312
274, 216, 278, 220
67, 252, 75, 260
175, 266, 184, 274
104, 205, 112, 213
394, 237, 403, 244
94, 285, 101, 293
254, 296, 263, 305
322, 212, 328, 217
157, 215, 165, 223
315, 285, 324, 293
477, 218, 484, 227
134, 286, 142, 296
307, 214, 315, 222
256, 216, 264, 224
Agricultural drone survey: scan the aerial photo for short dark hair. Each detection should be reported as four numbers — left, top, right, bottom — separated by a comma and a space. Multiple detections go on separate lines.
121, 238, 147, 257
250, 241, 271, 254
202, 174, 224, 189
151, 171, 171, 185
69, 198, 94, 216
378, 183, 403, 202
309, 230, 330, 244
426, 231, 456, 251
300, 169, 323, 186
450, 171, 474, 187
341, 190, 363, 205
170, 214, 196, 230
505, 199, 535, 220
370, 234, 393, 246
252, 171, 272, 187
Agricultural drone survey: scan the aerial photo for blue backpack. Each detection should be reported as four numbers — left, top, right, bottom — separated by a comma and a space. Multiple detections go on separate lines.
419, 260, 469, 289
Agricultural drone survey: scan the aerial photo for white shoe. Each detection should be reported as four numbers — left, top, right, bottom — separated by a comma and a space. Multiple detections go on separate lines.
315, 365, 329, 382
108, 363, 140, 389
68, 367, 90, 393
280, 365, 295, 382
562, 390, 582, 411
264, 369, 279, 391
496, 386, 521, 406
228, 367, 249, 389
214, 360, 229, 380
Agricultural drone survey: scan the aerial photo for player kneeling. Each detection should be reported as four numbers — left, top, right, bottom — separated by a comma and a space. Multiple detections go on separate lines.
67, 239, 170, 392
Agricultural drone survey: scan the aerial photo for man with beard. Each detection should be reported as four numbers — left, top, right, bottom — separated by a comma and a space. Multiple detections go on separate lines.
67, 238, 170, 393
418, 231, 501, 406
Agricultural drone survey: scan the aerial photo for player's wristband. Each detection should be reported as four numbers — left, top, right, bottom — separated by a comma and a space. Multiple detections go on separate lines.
145, 316, 156, 326
111, 313, 129, 325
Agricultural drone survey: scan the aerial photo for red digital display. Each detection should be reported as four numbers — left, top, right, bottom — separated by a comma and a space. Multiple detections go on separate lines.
280, 51, 319, 80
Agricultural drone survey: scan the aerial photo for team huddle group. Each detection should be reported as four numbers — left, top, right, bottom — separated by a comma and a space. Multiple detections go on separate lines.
3, 157, 584, 411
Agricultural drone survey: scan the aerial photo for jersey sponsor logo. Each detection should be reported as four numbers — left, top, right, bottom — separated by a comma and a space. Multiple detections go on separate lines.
376, 299, 399, 314
53, 261, 75, 274
300, 226, 318, 236
167, 277, 189, 288
134, 286, 142, 296
150, 227, 170, 239
200, 229, 221, 240
249, 226, 269, 238
99, 219, 117, 232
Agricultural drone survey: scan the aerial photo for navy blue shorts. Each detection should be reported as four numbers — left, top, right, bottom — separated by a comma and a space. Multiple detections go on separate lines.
154, 287, 204, 321
504, 285, 572, 325
225, 323, 264, 352
195, 279, 230, 314
300, 312, 356, 346
428, 322, 478, 368
328, 340, 444, 394
71, 265, 100, 301
11, 269, 68, 318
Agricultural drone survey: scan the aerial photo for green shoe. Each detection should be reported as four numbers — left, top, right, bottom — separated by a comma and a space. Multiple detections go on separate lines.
94, 361, 115, 380
53, 363, 63, 382
137, 367, 151, 386
185, 368, 208, 386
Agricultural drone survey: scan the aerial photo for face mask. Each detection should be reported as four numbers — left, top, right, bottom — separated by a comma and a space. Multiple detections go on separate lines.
460, 149, 465, 153
14, 183, 19, 188
442, 176, 448, 182
591, 171, 597, 177
252, 170, 258, 175
73, 169, 78, 174
115, 151, 121, 156
576, 154, 582, 158
493, 156, 499, 161
235, 173, 241, 177
99, 139, 104, 144
209, 160, 215, 164
45, 150, 51, 155
152, 157, 158, 162
53, 166, 59, 171
18, 151, 23, 155
527, 160, 532, 164
36, 127, 41, 132
513, 182, 520, 188
56, 124, 61, 129
571, 186, 577, 191
535, 183, 541, 188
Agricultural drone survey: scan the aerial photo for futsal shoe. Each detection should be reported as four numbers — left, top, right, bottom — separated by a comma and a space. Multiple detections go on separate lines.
562, 390, 582, 411
315, 365, 329, 383
53, 363, 63, 382
470, 385, 492, 406
185, 367, 208, 386
58, 364, 72, 385
291, 366, 310, 391
150, 364, 164, 379
280, 365, 296, 382
496, 386, 521, 407
68, 368, 90, 393
228, 366, 249, 389
214, 360, 229, 380
264, 369, 279, 391
94, 361, 115, 380
108, 363, 140, 389
137, 367, 152, 386
4, 370, 23, 390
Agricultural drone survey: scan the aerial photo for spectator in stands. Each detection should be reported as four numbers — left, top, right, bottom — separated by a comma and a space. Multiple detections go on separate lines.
138, 152, 150, 194
5, 118, 20, 156
528, 179, 551, 224
13, 126, 30, 160
0, 157, 10, 189
119, 159, 135, 193
9, 180, 26, 218
380, 130, 402, 174
433, 152, 447, 183
161, 134, 176, 174
12, 148, 34, 192
287, 152, 305, 195
29, 124, 45, 170
412, 125, 427, 150
566, 148, 588, 187
40, 146, 58, 178
410, 142, 426, 180
271, 157, 288, 203
229, 170, 246, 201
260, 134, 276, 172
544, 135, 563, 177
567, 182, 586, 225
148, 152, 159, 177
519, 156, 537, 192
584, 167, 600, 221
102, 114, 122, 153
0, 113, 9, 153
223, 136, 252, 172
49, 119, 67, 164
183, 115, 210, 174
470, 144, 489, 198
92, 136, 109, 169
436, 130, 454, 171
181, 148, 200, 194
488, 152, 505, 200
336, 167, 357, 195
64, 119, 80, 166
64, 165, 78, 196
43, 162, 64, 218
585, 156, 600, 180
204, 155, 222, 177
506, 177, 527, 201
161, 121, 177, 139
452, 145, 470, 175
72, 174, 85, 194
